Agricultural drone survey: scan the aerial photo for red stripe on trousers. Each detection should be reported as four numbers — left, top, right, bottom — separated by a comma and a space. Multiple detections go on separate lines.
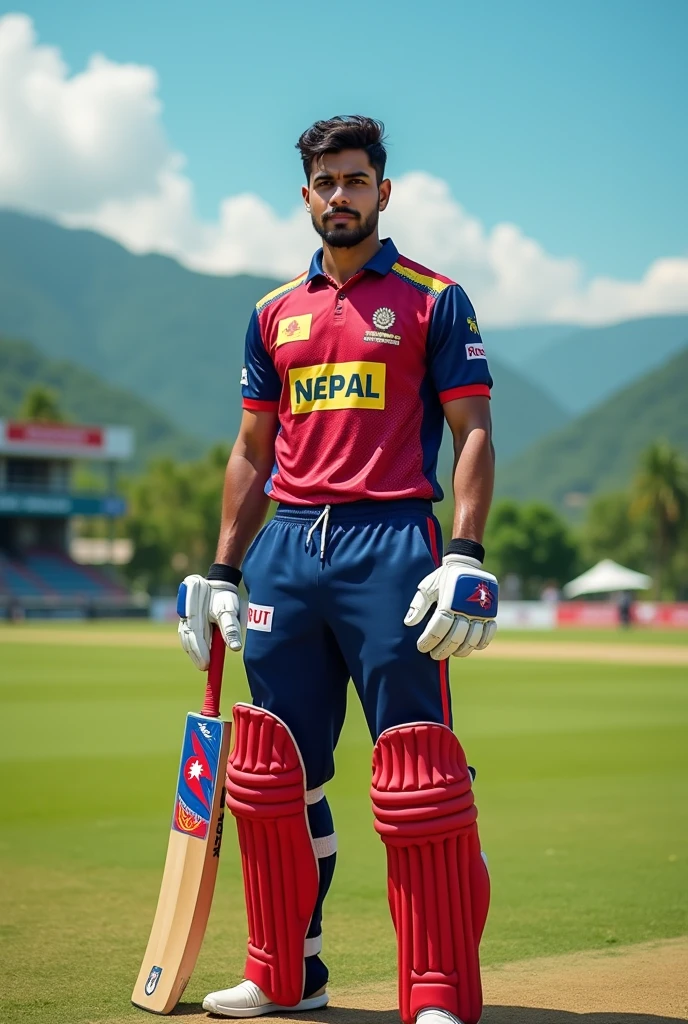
426, 517, 450, 726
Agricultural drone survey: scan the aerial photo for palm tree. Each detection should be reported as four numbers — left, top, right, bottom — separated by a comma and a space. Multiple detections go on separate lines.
19, 385, 65, 423
631, 441, 688, 597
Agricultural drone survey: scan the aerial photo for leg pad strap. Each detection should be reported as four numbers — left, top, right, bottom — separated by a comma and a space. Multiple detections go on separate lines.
371, 723, 490, 1024
226, 704, 319, 1007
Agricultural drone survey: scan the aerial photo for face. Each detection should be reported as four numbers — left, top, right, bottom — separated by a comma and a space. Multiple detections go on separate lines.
302, 149, 391, 248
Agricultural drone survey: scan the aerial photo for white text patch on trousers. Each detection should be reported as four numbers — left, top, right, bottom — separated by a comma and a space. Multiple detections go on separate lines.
247, 603, 274, 632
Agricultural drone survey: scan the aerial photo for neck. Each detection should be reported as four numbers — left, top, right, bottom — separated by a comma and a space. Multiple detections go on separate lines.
321, 233, 382, 287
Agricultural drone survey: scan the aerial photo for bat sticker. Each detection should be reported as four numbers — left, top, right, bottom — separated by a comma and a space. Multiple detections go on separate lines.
144, 966, 163, 996
172, 716, 223, 841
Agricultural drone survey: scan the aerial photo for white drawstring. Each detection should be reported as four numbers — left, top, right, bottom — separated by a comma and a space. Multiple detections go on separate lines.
305, 504, 331, 562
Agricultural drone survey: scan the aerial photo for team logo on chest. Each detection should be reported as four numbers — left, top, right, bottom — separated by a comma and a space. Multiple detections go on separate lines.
364, 307, 401, 346
373, 307, 396, 330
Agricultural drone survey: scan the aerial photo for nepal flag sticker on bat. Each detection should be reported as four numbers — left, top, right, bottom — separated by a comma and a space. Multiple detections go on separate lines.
172, 714, 223, 840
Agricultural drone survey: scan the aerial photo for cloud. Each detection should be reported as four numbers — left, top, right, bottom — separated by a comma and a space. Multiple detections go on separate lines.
2, 13, 687, 326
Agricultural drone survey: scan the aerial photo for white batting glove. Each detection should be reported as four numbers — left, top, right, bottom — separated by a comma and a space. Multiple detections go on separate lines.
404, 554, 498, 660
177, 573, 242, 671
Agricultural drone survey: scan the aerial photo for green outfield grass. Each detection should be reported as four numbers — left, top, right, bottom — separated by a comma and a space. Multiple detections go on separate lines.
1, 626, 687, 1024
498, 627, 688, 644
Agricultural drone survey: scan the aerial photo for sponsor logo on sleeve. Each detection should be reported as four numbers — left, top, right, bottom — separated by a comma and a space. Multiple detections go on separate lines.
465, 343, 486, 360
276, 314, 312, 346
247, 603, 274, 632
289, 361, 385, 413
240, 366, 249, 386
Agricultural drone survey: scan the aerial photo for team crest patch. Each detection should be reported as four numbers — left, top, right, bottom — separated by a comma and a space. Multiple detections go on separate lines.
364, 307, 401, 346
276, 314, 312, 346
144, 966, 163, 996
467, 316, 480, 335
373, 307, 396, 330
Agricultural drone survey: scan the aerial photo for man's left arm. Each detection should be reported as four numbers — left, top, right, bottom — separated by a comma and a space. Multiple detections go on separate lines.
444, 395, 494, 544
404, 286, 499, 659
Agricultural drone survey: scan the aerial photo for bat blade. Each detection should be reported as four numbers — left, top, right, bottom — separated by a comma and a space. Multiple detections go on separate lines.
132, 712, 231, 1014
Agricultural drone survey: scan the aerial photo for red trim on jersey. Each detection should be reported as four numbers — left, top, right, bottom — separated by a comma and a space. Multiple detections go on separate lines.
242, 398, 279, 412
439, 384, 491, 404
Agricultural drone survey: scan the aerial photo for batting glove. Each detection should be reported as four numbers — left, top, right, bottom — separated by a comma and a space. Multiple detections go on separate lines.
177, 573, 242, 671
404, 554, 498, 660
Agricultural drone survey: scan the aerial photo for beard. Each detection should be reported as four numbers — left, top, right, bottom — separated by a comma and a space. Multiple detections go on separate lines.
312, 206, 379, 248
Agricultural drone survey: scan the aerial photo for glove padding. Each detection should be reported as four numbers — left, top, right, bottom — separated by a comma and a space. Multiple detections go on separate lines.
177, 573, 242, 671
404, 554, 498, 660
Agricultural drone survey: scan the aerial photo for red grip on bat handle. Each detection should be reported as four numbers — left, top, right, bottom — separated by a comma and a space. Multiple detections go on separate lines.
201, 625, 226, 717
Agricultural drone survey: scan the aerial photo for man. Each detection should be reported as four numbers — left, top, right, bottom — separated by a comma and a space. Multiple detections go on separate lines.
178, 115, 498, 1024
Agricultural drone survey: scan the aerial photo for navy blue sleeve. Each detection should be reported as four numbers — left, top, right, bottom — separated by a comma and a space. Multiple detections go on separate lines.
426, 285, 493, 403
241, 309, 282, 408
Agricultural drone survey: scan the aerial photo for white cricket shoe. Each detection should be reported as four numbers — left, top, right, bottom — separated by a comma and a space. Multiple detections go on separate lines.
203, 978, 329, 1018
416, 1010, 465, 1024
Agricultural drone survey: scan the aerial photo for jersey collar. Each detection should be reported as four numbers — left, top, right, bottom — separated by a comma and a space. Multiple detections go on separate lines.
305, 237, 399, 283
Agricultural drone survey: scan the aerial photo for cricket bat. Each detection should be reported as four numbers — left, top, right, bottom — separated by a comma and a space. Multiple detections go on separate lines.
132, 626, 231, 1014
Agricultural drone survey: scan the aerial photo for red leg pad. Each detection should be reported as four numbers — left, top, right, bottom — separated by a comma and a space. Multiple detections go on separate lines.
225, 704, 319, 1007
371, 723, 490, 1024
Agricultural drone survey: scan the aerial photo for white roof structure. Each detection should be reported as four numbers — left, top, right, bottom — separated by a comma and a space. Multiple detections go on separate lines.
563, 559, 652, 598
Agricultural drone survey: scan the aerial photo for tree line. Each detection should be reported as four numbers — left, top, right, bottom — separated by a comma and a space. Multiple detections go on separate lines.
14, 385, 688, 599
117, 439, 688, 600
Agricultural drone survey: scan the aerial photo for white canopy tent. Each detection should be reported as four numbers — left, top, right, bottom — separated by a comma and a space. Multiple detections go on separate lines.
563, 559, 652, 598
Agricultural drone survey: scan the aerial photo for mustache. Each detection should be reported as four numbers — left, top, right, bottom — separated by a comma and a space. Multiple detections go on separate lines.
322, 209, 361, 222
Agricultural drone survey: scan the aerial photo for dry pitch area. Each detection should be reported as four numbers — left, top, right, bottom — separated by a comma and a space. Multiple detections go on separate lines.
108, 939, 688, 1022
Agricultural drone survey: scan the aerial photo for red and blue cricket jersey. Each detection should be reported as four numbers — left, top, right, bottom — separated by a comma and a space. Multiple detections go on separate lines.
241, 238, 492, 505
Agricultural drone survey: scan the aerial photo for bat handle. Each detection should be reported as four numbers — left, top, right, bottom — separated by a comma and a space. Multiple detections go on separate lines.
201, 625, 225, 718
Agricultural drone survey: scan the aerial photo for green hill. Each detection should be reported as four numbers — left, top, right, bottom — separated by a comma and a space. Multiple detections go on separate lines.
481, 323, 577, 364
0, 337, 203, 467
524, 315, 688, 414
0, 210, 569, 460
496, 346, 688, 510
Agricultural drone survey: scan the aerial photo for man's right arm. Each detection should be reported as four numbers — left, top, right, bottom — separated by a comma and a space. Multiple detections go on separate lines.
215, 407, 279, 569
177, 408, 278, 668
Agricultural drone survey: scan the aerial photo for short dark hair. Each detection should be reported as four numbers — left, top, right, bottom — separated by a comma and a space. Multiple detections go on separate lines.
296, 115, 388, 184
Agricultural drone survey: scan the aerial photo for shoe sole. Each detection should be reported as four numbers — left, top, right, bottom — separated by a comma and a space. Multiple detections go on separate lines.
203, 991, 329, 1018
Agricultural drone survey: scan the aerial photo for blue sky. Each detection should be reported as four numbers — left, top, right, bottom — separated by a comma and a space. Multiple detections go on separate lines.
7, 0, 687, 278
1, 1, 686, 324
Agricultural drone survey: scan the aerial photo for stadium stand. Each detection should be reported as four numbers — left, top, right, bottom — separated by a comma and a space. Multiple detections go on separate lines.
0, 419, 145, 618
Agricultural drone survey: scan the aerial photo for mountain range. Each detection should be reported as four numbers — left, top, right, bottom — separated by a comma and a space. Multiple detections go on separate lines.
1, 208, 686, 502
0, 209, 569, 462
496, 345, 688, 510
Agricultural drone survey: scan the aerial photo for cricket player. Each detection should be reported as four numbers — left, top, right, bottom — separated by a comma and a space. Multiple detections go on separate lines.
178, 115, 498, 1024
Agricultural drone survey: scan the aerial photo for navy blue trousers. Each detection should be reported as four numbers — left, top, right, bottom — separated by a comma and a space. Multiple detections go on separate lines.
241, 499, 452, 788
241, 499, 452, 995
